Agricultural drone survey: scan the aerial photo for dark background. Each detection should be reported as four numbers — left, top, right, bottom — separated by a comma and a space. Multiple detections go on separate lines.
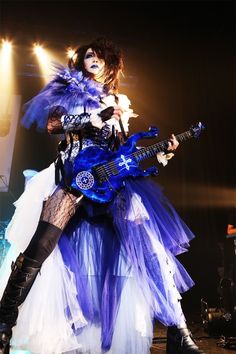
0, 1, 235, 318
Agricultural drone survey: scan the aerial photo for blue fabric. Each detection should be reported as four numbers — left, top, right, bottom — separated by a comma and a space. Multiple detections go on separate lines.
21, 63, 105, 131
58, 177, 195, 351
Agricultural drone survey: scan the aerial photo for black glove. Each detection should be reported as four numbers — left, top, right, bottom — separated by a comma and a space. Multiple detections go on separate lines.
57, 139, 68, 152
98, 106, 115, 122
81, 122, 101, 141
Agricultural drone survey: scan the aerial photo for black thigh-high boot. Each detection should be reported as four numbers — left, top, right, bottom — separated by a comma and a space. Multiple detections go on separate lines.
0, 221, 62, 354
0, 253, 41, 354
166, 326, 206, 354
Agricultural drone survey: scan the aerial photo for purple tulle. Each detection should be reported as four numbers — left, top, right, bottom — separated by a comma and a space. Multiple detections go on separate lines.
59, 214, 127, 350
21, 63, 105, 130
58, 177, 195, 351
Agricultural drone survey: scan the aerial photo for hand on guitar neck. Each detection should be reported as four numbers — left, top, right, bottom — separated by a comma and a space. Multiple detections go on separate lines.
166, 134, 179, 152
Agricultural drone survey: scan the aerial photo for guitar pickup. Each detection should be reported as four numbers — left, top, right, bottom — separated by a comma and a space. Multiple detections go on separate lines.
93, 165, 108, 183
93, 162, 119, 183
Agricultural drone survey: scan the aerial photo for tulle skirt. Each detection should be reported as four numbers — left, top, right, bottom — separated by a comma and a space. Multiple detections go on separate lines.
0, 163, 195, 354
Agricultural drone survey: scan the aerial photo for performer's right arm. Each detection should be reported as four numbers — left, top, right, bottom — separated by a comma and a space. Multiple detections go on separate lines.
47, 105, 92, 134
47, 105, 123, 134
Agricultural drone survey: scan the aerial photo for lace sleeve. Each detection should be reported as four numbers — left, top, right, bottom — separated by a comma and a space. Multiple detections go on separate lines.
47, 105, 93, 133
61, 112, 91, 131
47, 106, 67, 134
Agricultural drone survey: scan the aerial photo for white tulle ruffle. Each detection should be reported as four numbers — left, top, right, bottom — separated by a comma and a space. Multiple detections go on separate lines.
0, 163, 154, 354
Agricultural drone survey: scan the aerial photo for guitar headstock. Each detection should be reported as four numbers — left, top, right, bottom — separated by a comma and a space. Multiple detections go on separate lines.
190, 122, 205, 138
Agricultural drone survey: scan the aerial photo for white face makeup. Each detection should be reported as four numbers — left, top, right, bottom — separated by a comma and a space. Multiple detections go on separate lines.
83, 48, 105, 81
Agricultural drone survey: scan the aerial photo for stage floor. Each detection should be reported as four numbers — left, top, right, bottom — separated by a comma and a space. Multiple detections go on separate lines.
9, 324, 236, 354
151, 321, 236, 353
7, 313, 236, 353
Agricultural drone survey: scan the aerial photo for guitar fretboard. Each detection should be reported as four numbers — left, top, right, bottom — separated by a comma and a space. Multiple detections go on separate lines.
132, 130, 192, 162
94, 130, 193, 180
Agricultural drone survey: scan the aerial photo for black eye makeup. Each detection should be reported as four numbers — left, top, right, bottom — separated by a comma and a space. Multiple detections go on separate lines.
85, 51, 95, 59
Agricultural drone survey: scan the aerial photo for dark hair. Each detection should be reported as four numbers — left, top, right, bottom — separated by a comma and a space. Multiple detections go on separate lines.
68, 37, 124, 93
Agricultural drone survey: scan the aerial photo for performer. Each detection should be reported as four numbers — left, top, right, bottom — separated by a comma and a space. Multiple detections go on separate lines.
222, 208, 236, 282
0, 37, 205, 354
225, 208, 236, 298
227, 208, 236, 237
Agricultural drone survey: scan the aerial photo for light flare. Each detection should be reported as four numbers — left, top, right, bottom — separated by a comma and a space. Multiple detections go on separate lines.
0, 39, 16, 137
67, 48, 76, 59
33, 43, 54, 83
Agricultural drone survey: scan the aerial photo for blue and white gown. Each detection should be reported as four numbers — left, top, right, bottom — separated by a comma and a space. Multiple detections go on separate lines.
0, 67, 195, 354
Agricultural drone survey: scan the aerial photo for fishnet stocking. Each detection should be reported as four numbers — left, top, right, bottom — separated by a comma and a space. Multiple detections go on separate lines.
40, 187, 80, 230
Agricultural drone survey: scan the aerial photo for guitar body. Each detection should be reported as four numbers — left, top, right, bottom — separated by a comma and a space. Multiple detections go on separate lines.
71, 122, 204, 203
71, 128, 159, 203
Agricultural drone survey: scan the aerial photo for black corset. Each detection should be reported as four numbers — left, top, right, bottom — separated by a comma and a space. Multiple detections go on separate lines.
79, 122, 112, 150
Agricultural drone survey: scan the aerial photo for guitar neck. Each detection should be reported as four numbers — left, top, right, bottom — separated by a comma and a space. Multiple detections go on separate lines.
133, 130, 193, 162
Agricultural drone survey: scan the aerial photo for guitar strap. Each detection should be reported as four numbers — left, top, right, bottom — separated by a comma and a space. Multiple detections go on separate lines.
115, 94, 128, 143
119, 119, 128, 142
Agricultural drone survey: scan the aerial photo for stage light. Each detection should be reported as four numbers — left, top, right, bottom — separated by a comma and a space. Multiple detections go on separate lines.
33, 43, 53, 83
33, 43, 49, 62
67, 48, 76, 59
0, 39, 20, 193
1, 40, 12, 54
0, 40, 13, 67
33, 44, 44, 56
0, 38, 15, 101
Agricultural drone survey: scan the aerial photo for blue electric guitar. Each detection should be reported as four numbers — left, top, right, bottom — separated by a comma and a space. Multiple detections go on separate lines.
71, 122, 205, 203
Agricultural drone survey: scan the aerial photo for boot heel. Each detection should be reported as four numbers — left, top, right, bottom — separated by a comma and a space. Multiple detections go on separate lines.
166, 326, 206, 354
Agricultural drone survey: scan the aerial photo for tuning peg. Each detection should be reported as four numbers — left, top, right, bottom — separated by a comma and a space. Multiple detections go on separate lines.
190, 121, 205, 138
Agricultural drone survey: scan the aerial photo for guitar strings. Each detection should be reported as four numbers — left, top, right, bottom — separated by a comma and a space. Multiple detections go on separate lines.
94, 131, 191, 180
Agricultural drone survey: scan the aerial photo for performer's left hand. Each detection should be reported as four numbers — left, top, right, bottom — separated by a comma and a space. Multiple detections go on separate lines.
167, 134, 179, 151
112, 105, 124, 121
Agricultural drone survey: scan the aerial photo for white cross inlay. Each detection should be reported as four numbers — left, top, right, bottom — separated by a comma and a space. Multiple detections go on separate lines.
118, 155, 132, 170
82, 177, 88, 184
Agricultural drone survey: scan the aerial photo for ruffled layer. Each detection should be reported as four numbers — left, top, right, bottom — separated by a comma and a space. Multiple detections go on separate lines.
11, 246, 87, 354
0, 164, 195, 353
58, 178, 194, 350
5, 162, 57, 251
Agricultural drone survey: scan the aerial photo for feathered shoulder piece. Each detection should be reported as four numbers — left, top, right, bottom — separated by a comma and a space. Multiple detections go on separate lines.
21, 63, 105, 131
